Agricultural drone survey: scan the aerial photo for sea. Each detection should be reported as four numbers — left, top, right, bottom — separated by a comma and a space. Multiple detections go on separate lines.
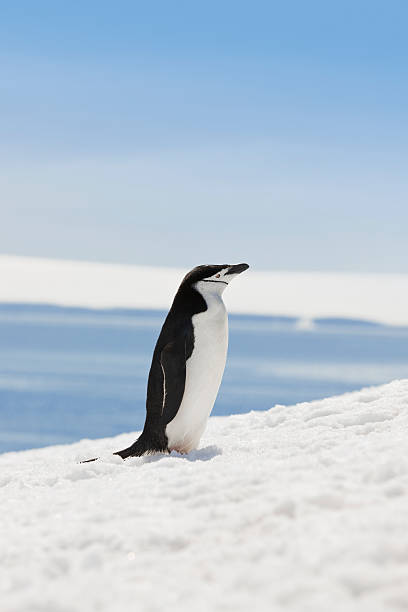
1, 303, 408, 453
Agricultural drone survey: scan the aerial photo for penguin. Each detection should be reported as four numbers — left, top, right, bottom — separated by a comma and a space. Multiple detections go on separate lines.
82, 263, 249, 462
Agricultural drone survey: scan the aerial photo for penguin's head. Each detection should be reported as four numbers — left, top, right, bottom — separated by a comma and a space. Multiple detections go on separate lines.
182, 263, 249, 295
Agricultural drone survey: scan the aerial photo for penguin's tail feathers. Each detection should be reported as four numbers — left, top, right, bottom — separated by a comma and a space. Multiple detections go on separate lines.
114, 430, 168, 459
78, 442, 144, 464
78, 438, 146, 464
113, 433, 151, 459
79, 431, 167, 463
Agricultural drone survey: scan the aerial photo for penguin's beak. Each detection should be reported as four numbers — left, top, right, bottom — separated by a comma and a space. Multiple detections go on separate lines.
225, 263, 249, 276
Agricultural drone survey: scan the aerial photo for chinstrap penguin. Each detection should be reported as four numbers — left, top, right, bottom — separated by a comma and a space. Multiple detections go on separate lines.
82, 263, 249, 461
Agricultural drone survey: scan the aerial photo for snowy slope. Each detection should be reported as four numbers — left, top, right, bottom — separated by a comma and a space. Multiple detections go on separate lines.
2, 380, 408, 612
2, 254, 408, 325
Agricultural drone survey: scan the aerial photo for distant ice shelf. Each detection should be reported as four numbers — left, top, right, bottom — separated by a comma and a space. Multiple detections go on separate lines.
2, 254, 408, 325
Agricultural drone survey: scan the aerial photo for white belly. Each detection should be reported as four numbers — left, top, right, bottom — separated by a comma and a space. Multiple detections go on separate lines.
165, 295, 228, 453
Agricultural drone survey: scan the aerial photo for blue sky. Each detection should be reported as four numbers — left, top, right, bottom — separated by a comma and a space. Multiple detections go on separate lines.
1, 1, 407, 271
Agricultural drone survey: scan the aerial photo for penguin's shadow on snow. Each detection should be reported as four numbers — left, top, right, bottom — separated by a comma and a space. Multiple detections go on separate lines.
141, 445, 222, 465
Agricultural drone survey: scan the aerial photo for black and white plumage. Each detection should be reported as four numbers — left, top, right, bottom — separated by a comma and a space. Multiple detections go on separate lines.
116, 263, 249, 458
82, 263, 248, 462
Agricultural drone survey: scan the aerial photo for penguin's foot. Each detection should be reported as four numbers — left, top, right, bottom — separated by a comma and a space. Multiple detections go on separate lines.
169, 447, 187, 454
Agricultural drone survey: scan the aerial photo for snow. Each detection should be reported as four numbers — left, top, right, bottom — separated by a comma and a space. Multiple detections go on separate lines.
2, 379, 408, 612
2, 254, 408, 326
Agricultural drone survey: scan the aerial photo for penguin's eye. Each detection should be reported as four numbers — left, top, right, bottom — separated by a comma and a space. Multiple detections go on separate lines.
215, 274, 221, 278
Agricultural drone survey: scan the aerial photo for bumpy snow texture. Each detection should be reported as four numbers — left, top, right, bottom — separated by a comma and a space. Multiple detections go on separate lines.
2, 380, 408, 612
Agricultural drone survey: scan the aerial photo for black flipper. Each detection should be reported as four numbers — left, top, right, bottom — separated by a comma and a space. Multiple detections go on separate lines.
159, 339, 186, 424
